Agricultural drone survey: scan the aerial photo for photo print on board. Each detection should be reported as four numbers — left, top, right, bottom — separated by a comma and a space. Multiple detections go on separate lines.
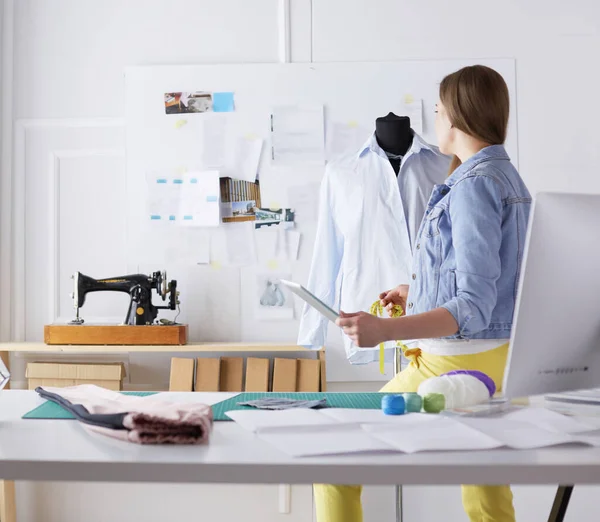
164, 91, 213, 114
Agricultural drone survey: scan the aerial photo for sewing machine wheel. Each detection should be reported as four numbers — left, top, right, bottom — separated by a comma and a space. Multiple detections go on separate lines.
159, 270, 168, 299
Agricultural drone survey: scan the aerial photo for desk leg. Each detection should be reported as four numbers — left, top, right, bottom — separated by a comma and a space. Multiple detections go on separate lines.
0, 480, 16, 522
547, 485, 573, 522
318, 348, 326, 392
0, 351, 10, 390
393, 346, 403, 522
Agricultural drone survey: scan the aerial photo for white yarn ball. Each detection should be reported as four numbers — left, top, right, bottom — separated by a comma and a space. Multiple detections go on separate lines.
417, 374, 490, 409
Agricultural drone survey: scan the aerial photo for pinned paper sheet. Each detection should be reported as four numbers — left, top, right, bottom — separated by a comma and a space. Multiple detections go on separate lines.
226, 135, 263, 182
178, 171, 220, 227
326, 121, 368, 161
225, 222, 256, 266
255, 271, 294, 320
255, 228, 301, 263
402, 97, 423, 134
255, 227, 279, 261
288, 184, 320, 223
202, 116, 230, 169
270, 104, 325, 165
280, 230, 301, 261
165, 228, 210, 265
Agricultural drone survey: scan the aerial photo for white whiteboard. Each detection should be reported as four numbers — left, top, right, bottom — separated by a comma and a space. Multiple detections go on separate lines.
124, 59, 517, 381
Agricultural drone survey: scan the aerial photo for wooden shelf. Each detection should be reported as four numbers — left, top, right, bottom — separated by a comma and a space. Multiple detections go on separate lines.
0, 342, 320, 354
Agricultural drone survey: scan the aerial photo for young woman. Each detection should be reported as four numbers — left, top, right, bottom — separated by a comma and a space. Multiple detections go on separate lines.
315, 65, 531, 522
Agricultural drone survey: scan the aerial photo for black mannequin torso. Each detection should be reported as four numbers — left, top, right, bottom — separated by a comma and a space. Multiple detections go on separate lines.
375, 113, 413, 175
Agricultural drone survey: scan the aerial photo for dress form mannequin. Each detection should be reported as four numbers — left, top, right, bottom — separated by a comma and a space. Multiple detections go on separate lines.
375, 112, 413, 175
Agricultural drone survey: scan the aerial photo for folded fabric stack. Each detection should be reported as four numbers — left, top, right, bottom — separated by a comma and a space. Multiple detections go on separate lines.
35, 385, 213, 445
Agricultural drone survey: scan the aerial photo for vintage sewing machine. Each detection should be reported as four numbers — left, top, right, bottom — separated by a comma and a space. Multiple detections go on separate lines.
69, 270, 179, 326
43, 271, 188, 345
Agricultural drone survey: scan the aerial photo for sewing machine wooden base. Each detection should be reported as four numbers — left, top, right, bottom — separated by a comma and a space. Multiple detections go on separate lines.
44, 324, 188, 345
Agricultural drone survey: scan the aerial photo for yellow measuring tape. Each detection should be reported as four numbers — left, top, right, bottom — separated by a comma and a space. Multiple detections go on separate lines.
369, 300, 405, 374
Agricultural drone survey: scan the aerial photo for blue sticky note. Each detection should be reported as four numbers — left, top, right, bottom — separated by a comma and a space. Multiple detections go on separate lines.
156, 179, 167, 184
169, 215, 176, 221
150, 215, 161, 220
213, 92, 235, 112
183, 215, 193, 221
173, 179, 183, 184
206, 195, 218, 202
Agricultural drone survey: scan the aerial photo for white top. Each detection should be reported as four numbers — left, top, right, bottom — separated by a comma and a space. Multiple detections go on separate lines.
415, 339, 507, 356
297, 132, 450, 364
2, 390, 600, 486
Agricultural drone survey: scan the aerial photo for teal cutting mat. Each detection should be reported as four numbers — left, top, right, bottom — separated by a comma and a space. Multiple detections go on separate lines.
22, 391, 157, 420
211, 392, 385, 421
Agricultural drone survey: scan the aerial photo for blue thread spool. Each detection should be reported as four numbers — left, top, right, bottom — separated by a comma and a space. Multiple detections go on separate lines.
403, 392, 423, 413
382, 394, 405, 415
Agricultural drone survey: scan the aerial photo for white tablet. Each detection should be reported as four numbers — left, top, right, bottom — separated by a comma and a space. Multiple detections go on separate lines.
279, 279, 340, 323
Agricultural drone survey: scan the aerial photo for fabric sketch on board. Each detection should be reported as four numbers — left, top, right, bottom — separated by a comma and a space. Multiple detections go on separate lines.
260, 279, 286, 307
255, 274, 294, 320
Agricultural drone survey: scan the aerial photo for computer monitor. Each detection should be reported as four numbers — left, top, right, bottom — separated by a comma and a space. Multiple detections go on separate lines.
502, 192, 600, 399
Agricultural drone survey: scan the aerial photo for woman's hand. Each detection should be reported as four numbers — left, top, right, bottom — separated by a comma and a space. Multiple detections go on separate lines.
379, 285, 410, 316
336, 311, 388, 348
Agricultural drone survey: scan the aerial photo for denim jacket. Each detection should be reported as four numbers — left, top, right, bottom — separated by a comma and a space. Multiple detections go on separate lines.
405, 145, 531, 339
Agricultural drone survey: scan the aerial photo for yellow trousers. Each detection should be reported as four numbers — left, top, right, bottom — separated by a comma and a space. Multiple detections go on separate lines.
314, 344, 516, 522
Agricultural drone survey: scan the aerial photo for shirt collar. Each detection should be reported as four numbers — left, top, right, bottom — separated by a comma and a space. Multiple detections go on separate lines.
357, 130, 436, 160
446, 144, 510, 187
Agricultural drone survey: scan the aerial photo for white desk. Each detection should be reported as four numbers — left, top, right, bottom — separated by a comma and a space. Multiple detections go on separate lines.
1, 390, 600, 487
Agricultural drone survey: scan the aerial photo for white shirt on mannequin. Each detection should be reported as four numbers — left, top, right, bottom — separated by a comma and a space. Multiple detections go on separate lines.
297, 132, 450, 364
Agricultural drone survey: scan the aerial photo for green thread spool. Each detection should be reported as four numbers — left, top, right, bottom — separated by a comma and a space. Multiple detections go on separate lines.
423, 393, 445, 413
403, 392, 422, 413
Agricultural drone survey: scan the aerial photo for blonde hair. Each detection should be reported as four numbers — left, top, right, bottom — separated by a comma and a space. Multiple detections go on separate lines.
439, 65, 509, 174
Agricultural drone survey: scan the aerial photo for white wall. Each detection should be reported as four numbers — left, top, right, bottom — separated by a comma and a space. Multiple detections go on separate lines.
2, 1, 600, 521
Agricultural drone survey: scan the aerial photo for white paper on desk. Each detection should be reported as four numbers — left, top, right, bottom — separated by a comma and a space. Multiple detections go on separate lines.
456, 418, 579, 450
501, 407, 598, 433
364, 415, 503, 454
225, 136, 263, 182
258, 424, 396, 457
320, 408, 411, 425
270, 105, 325, 165
225, 222, 256, 266
287, 183, 320, 223
226, 409, 337, 433
178, 171, 220, 227
402, 98, 423, 134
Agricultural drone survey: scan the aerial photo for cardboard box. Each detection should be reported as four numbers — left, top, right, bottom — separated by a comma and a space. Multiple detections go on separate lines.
169, 358, 195, 391
245, 357, 270, 392
195, 358, 221, 392
296, 359, 321, 391
272, 358, 297, 392
26, 362, 126, 391
219, 357, 244, 392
